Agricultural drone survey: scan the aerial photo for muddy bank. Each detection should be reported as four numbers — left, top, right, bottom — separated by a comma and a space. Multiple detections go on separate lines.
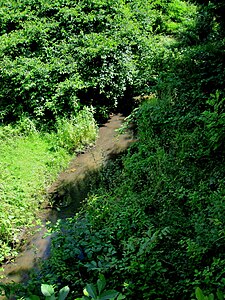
0, 113, 134, 284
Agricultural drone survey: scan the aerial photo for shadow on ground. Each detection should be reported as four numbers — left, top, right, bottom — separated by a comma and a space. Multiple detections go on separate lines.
0, 113, 135, 289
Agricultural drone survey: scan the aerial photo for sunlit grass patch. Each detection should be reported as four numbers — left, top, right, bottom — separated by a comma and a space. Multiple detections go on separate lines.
0, 133, 71, 262
0, 107, 98, 263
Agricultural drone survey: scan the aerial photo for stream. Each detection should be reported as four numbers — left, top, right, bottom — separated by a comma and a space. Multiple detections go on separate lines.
0, 113, 134, 284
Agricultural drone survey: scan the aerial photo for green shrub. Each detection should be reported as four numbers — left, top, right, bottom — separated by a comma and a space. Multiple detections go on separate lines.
0, 0, 194, 126
0, 56, 83, 125
31, 96, 225, 299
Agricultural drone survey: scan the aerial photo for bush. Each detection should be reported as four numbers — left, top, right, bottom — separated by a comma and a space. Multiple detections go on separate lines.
32, 96, 225, 299
0, 0, 196, 126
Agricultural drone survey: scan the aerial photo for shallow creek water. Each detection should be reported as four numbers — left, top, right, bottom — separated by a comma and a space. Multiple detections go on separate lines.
0, 113, 134, 284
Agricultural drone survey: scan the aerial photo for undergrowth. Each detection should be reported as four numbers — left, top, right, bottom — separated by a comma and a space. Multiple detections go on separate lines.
0, 107, 97, 264
22, 93, 225, 300
1, 0, 225, 298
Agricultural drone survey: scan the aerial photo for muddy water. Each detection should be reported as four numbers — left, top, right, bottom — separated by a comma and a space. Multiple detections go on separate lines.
0, 114, 134, 284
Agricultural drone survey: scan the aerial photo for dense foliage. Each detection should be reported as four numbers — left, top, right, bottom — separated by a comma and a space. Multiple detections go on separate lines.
1, 0, 225, 298
0, 0, 135, 124
30, 95, 225, 299
0, 0, 197, 125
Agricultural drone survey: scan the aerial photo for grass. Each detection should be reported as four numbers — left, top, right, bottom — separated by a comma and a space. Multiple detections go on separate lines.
0, 107, 98, 264
0, 133, 71, 263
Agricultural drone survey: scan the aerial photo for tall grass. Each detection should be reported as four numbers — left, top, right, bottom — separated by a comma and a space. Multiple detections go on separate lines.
51, 106, 98, 153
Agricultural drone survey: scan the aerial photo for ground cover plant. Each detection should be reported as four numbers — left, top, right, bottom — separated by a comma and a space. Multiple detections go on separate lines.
0, 108, 97, 264
1, 0, 225, 299
26, 96, 225, 299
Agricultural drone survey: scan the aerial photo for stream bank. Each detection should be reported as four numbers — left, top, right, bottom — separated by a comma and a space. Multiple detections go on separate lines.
0, 113, 134, 284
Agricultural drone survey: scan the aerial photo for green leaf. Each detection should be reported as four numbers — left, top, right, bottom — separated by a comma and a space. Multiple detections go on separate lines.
216, 290, 224, 300
26, 296, 40, 300
99, 290, 119, 300
41, 284, 55, 297
97, 274, 106, 295
208, 294, 214, 300
85, 284, 97, 299
196, 287, 205, 300
83, 288, 89, 297
58, 286, 70, 300
116, 294, 125, 300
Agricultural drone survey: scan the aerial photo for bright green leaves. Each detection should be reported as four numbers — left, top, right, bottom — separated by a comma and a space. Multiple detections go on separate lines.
41, 284, 70, 300
0, 55, 84, 124
84, 284, 97, 298
0, 129, 70, 263
97, 274, 106, 295
25, 284, 70, 300
0, 0, 188, 125
41, 284, 55, 298
75, 275, 124, 300
0, 107, 97, 262
53, 106, 98, 152
194, 287, 225, 300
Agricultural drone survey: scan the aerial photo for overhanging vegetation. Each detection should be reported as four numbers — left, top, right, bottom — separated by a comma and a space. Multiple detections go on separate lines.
1, 0, 225, 298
